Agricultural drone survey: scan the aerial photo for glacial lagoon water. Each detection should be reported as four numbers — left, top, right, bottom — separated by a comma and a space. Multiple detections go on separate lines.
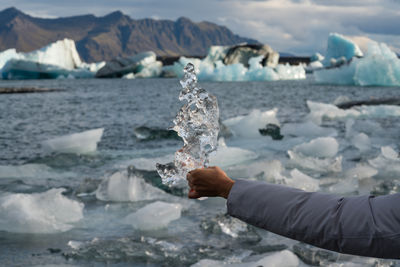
0, 76, 400, 266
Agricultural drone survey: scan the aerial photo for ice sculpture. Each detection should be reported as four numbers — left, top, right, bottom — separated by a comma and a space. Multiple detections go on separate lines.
156, 63, 219, 185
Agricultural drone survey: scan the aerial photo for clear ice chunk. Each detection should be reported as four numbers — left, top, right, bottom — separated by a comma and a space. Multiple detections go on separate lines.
156, 63, 220, 185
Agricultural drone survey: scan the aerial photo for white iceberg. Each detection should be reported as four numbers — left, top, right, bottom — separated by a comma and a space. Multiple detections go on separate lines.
351, 132, 371, 153
314, 35, 400, 86
168, 46, 305, 82
42, 128, 104, 154
123, 201, 182, 230
293, 137, 339, 158
223, 109, 280, 138
1, 39, 101, 80
96, 171, 166, 202
0, 188, 84, 233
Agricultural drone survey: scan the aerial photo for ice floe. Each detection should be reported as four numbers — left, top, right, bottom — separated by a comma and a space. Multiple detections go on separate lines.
223, 109, 280, 139
191, 250, 299, 267
96, 171, 166, 202
42, 128, 103, 154
293, 137, 339, 158
209, 139, 258, 167
0, 188, 83, 233
123, 201, 182, 230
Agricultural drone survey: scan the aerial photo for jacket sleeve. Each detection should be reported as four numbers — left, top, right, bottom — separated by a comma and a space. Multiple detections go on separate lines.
227, 179, 400, 259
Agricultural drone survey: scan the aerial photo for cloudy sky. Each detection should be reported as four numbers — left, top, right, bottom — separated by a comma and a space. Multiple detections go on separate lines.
3, 0, 400, 55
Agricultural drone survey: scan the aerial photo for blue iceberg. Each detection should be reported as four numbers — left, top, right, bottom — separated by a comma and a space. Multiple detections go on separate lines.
313, 34, 400, 86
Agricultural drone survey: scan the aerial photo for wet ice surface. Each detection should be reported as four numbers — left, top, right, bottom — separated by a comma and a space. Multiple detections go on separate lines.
0, 77, 400, 266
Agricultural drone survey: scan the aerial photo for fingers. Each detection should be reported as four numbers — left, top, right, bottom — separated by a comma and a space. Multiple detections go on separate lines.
188, 188, 201, 199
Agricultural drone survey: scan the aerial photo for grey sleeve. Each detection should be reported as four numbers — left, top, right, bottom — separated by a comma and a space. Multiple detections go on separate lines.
227, 179, 400, 259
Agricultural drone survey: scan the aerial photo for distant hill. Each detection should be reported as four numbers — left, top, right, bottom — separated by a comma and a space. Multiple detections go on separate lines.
0, 7, 259, 62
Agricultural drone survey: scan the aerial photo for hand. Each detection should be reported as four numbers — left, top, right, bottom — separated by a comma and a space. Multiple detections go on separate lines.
186, 166, 235, 199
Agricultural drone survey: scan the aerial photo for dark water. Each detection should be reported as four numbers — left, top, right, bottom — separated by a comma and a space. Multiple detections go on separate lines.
0, 77, 399, 266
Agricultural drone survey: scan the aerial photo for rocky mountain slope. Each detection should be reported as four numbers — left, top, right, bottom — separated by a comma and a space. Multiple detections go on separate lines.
0, 7, 259, 62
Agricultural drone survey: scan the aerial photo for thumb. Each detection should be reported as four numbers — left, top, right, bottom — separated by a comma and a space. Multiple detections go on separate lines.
188, 188, 201, 199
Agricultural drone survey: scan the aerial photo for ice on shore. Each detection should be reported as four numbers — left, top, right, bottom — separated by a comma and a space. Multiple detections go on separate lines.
123, 201, 182, 230
314, 34, 400, 86
156, 63, 220, 185
209, 139, 258, 167
0, 188, 83, 233
42, 128, 103, 154
0, 39, 103, 79
96, 171, 166, 202
293, 137, 339, 158
191, 250, 299, 267
223, 109, 280, 138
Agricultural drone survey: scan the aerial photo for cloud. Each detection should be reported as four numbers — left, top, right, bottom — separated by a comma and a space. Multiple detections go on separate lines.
2, 0, 400, 55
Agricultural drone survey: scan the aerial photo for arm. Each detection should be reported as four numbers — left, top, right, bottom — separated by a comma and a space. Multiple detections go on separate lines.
187, 167, 400, 259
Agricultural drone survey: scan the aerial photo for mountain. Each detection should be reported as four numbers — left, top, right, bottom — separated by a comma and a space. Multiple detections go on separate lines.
0, 7, 259, 62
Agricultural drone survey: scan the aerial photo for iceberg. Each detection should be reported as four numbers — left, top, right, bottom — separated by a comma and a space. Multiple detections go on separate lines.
42, 128, 104, 154
322, 33, 363, 67
156, 63, 220, 185
1, 39, 98, 79
223, 109, 280, 139
96, 51, 163, 78
168, 45, 305, 81
0, 188, 83, 233
95, 171, 167, 202
314, 34, 400, 86
123, 201, 182, 230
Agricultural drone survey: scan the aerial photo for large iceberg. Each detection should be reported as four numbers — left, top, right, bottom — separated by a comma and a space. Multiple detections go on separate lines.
156, 63, 220, 185
313, 34, 400, 86
96, 51, 162, 78
0, 188, 83, 233
322, 33, 363, 67
0, 39, 103, 79
167, 45, 305, 81
42, 128, 104, 154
